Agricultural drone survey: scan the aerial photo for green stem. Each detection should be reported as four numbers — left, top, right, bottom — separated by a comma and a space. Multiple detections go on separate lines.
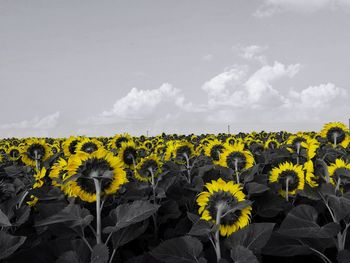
285, 177, 290, 202
183, 153, 191, 184
149, 168, 158, 240
93, 178, 102, 244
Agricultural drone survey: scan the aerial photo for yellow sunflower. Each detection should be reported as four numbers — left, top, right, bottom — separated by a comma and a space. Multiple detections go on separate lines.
204, 139, 226, 163
49, 158, 68, 189
196, 178, 252, 237
300, 138, 319, 160
6, 146, 21, 161
264, 138, 280, 150
33, 167, 47, 189
328, 159, 350, 186
76, 138, 104, 154
164, 140, 195, 163
108, 133, 132, 150
321, 122, 349, 147
218, 142, 254, 172
286, 133, 311, 153
269, 162, 305, 198
63, 136, 82, 157
118, 141, 138, 168
21, 139, 51, 167
64, 149, 128, 202
303, 160, 318, 188
135, 154, 162, 182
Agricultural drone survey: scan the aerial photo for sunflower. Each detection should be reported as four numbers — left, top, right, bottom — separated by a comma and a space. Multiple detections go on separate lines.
328, 159, 350, 187
6, 146, 21, 161
204, 139, 226, 163
218, 142, 254, 172
63, 136, 82, 156
135, 154, 162, 182
303, 160, 318, 188
21, 139, 51, 167
321, 122, 349, 146
164, 140, 195, 163
118, 141, 138, 168
300, 138, 319, 160
27, 195, 39, 207
50, 143, 61, 155
33, 167, 47, 189
108, 133, 132, 150
196, 178, 252, 237
264, 138, 280, 150
76, 138, 103, 154
286, 133, 311, 153
143, 140, 154, 151
269, 162, 305, 197
49, 158, 68, 188
63, 149, 128, 202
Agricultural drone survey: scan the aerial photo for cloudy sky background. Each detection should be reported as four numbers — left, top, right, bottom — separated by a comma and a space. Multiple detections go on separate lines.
1, 0, 350, 137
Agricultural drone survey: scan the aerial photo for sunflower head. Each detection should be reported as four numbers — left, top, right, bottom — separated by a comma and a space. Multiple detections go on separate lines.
264, 138, 280, 150
108, 133, 132, 150
63, 136, 82, 156
64, 149, 128, 202
21, 139, 51, 167
204, 139, 226, 163
49, 158, 68, 188
165, 140, 195, 163
219, 143, 254, 172
118, 141, 138, 168
321, 122, 349, 145
135, 154, 162, 182
76, 138, 103, 154
196, 178, 252, 237
7, 146, 21, 161
328, 159, 350, 187
269, 162, 305, 197
33, 167, 47, 189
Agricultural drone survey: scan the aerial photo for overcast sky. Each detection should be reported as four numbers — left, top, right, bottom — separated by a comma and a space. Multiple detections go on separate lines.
1, 0, 350, 137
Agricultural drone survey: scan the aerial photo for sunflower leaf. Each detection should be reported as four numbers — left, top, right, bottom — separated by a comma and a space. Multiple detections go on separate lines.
104, 200, 160, 233
230, 245, 259, 263
150, 236, 202, 263
0, 231, 27, 260
0, 209, 11, 227
91, 244, 109, 263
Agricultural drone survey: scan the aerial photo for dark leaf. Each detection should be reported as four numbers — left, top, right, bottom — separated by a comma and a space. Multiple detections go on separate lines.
112, 221, 149, 248
328, 195, 350, 222
56, 251, 81, 263
105, 200, 160, 233
0, 231, 27, 260
246, 182, 269, 196
0, 208, 11, 227
91, 244, 109, 263
150, 236, 203, 263
35, 203, 93, 228
231, 245, 259, 263
278, 205, 339, 238
338, 250, 350, 263
225, 223, 275, 253
188, 219, 213, 237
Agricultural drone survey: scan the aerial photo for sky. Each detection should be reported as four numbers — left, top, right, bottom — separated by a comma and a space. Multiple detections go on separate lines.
0, 0, 350, 137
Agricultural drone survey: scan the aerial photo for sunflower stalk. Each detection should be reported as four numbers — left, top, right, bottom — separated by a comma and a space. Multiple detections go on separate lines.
148, 167, 159, 240
296, 143, 300, 165
34, 150, 40, 171
285, 177, 290, 202
333, 133, 338, 148
93, 178, 102, 244
214, 203, 224, 263
183, 152, 191, 184
234, 158, 239, 184
335, 177, 341, 193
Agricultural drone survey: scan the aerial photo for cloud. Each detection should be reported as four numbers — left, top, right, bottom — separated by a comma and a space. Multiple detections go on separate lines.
254, 0, 350, 17
0, 112, 60, 138
85, 83, 201, 126
239, 45, 268, 64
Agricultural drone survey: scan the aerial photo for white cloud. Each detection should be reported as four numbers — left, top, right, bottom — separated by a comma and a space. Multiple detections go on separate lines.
0, 112, 60, 138
254, 0, 350, 17
240, 45, 268, 64
202, 54, 213, 61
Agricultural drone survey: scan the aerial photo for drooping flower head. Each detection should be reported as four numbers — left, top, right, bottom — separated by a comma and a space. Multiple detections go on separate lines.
135, 154, 162, 182
197, 178, 252, 237
64, 149, 128, 202
321, 122, 349, 146
219, 142, 254, 172
21, 138, 51, 167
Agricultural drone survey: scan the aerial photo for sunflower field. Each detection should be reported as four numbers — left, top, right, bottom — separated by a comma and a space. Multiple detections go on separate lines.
1, 122, 350, 263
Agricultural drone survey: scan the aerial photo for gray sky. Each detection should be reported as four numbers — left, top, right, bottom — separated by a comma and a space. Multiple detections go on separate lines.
1, 0, 350, 137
